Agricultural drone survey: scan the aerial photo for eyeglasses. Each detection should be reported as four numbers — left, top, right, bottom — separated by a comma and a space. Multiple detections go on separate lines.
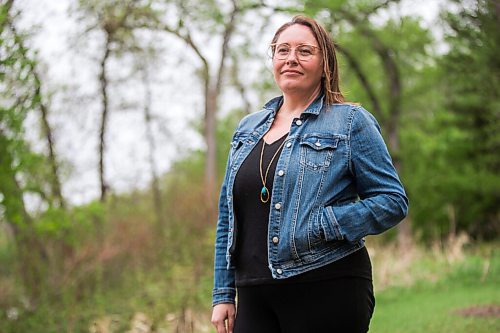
270, 43, 321, 61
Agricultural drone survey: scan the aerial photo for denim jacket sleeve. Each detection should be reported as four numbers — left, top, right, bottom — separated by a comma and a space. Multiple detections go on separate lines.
322, 106, 409, 243
212, 151, 236, 306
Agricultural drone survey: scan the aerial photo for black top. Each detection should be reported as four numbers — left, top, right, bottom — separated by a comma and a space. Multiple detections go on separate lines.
233, 135, 372, 286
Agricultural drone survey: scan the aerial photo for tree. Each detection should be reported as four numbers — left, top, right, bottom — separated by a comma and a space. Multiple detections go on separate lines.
76, 0, 156, 202
138, 56, 165, 237
161, 0, 239, 208
5, 13, 65, 209
1, 0, 50, 300
438, 0, 500, 239
130, 0, 268, 216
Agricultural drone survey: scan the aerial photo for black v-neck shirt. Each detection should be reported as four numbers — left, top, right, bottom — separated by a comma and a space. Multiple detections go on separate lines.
233, 135, 371, 286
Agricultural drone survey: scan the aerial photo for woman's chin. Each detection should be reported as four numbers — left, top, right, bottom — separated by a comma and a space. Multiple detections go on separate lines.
280, 83, 321, 97
279, 82, 305, 94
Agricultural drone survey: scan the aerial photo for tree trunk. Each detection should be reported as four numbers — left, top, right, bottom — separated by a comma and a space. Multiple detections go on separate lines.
141, 67, 164, 236
204, 1, 239, 216
155, 1, 239, 220
98, 33, 111, 202
38, 89, 65, 208
204, 83, 218, 204
366, 34, 410, 247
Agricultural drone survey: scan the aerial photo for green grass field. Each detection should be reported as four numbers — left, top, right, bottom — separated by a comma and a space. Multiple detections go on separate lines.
370, 280, 499, 333
370, 248, 499, 333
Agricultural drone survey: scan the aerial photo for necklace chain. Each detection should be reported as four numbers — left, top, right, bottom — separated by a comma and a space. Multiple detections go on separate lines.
259, 138, 287, 203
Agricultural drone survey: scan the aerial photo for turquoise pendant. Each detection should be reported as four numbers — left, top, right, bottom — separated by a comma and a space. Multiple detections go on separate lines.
260, 186, 270, 203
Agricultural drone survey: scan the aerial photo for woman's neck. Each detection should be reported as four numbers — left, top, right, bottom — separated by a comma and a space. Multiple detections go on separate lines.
280, 85, 321, 118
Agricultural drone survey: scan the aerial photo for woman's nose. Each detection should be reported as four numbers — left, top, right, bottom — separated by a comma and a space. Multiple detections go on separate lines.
285, 51, 298, 64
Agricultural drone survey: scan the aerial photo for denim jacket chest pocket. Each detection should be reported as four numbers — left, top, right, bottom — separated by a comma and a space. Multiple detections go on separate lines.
299, 134, 343, 171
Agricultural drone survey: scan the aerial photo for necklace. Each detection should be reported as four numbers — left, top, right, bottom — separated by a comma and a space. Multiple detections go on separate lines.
259, 138, 287, 203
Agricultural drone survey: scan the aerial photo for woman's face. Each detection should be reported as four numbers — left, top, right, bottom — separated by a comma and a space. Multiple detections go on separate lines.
272, 24, 323, 97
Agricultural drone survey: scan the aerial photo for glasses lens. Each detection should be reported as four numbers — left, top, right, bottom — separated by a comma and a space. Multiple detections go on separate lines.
297, 45, 314, 60
272, 44, 317, 61
275, 44, 290, 60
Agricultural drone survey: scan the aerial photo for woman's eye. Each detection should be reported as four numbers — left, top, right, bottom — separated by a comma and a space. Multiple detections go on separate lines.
298, 48, 313, 55
277, 47, 289, 54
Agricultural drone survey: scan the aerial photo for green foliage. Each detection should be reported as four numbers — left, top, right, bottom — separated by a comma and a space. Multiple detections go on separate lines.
0, 3, 56, 220
440, 0, 500, 236
1, 3, 112, 305
303, 0, 499, 240
34, 201, 104, 241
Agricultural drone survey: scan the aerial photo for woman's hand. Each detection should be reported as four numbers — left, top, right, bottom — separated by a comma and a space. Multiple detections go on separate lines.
211, 303, 236, 333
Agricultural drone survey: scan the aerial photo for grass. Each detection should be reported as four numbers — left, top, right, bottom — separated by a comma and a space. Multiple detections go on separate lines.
370, 277, 499, 333
369, 244, 500, 333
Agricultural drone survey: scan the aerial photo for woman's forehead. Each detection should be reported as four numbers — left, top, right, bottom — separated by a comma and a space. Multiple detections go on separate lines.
276, 24, 318, 45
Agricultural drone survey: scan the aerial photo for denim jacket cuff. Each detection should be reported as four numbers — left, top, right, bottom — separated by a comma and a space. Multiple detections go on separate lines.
212, 287, 236, 306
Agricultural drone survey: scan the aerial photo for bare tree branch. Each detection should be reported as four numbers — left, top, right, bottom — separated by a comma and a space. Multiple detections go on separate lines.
335, 42, 382, 119
336, 8, 401, 125
360, 0, 403, 19
214, 0, 239, 102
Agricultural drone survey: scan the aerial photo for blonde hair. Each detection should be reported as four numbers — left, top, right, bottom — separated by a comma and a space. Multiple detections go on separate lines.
270, 15, 345, 105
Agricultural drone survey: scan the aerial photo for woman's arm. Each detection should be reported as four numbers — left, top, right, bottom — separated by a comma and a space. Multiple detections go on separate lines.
212, 149, 237, 306
322, 106, 409, 243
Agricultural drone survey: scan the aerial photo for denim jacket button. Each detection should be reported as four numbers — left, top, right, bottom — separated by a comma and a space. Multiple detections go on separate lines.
286, 142, 292, 148
272, 236, 279, 244
296, 120, 303, 126
276, 268, 283, 274
278, 170, 284, 176
274, 203, 281, 210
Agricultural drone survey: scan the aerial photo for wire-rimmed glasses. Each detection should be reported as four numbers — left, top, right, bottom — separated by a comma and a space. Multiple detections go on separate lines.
269, 43, 321, 61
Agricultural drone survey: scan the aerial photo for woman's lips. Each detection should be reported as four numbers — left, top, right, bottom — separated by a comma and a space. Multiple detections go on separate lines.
281, 70, 303, 75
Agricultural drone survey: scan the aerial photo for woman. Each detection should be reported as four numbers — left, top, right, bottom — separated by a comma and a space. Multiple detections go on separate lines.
211, 15, 408, 333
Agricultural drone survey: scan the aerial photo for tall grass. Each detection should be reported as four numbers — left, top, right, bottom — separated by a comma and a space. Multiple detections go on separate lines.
1, 208, 498, 333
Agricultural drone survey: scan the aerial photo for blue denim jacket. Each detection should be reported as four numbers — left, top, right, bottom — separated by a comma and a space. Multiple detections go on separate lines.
212, 95, 408, 306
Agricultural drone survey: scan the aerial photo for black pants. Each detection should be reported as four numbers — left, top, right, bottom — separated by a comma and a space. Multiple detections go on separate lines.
234, 277, 375, 333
